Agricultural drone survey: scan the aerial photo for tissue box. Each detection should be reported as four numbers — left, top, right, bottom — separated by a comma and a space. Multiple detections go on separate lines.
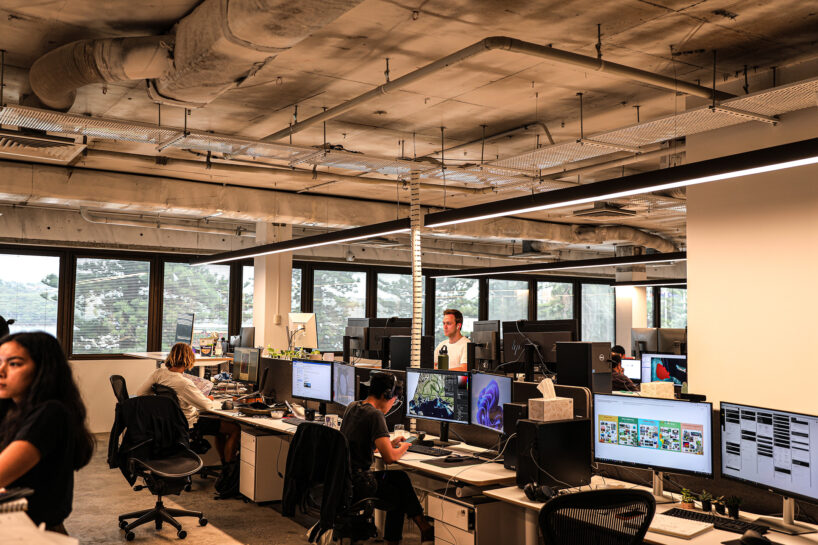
528, 397, 573, 422
640, 381, 675, 399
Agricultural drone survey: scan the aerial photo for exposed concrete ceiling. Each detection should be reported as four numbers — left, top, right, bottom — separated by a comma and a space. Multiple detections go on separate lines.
0, 0, 817, 274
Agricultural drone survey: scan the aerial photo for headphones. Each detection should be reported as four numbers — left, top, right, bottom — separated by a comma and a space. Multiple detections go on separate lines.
524, 482, 556, 502
370, 371, 399, 400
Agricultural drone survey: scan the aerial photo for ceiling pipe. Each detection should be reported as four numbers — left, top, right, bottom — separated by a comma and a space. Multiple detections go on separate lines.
262, 36, 734, 142
425, 121, 555, 158
80, 207, 254, 237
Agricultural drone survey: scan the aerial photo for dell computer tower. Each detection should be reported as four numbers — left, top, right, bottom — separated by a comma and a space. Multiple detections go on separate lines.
515, 418, 592, 489
502, 403, 528, 470
556, 341, 612, 394
387, 335, 434, 370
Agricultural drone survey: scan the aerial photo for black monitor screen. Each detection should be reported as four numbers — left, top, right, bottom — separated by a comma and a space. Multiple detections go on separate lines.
721, 402, 818, 503
332, 362, 356, 406
405, 369, 470, 424
640, 353, 687, 385
503, 331, 572, 364
292, 359, 332, 403
470, 372, 512, 433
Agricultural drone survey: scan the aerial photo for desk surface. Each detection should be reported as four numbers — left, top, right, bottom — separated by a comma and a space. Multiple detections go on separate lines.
484, 478, 818, 545
126, 352, 232, 366
207, 407, 299, 434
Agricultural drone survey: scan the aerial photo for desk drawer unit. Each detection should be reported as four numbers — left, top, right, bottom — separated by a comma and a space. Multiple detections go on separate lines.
427, 494, 525, 545
239, 428, 287, 502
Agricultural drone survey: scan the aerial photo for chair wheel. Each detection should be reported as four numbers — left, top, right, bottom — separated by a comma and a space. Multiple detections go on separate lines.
177, 530, 187, 539
119, 520, 128, 529
184, 483, 192, 492
156, 520, 163, 530
125, 531, 135, 541
199, 518, 208, 526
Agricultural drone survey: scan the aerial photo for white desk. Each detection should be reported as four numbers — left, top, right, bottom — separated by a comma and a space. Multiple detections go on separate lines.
126, 352, 232, 377
207, 407, 299, 435
484, 477, 818, 545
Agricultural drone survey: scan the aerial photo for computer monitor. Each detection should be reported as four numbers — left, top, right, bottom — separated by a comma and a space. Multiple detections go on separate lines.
471, 320, 501, 369
238, 326, 255, 348
631, 327, 658, 357
232, 346, 260, 383
332, 361, 356, 406
658, 328, 686, 355
292, 359, 332, 405
406, 368, 470, 427
470, 372, 512, 434
289, 313, 318, 350
621, 358, 641, 382
367, 317, 412, 352
174, 313, 195, 345
640, 353, 687, 386
501, 320, 577, 367
593, 394, 713, 502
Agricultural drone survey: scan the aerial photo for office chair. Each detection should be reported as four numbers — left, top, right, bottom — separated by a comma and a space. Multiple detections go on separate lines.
108, 395, 207, 540
110, 375, 129, 403
282, 423, 378, 545
538, 489, 656, 545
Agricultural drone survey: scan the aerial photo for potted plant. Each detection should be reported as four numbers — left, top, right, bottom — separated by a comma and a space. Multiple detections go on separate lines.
725, 496, 742, 519
713, 496, 726, 515
680, 488, 697, 509
699, 490, 714, 512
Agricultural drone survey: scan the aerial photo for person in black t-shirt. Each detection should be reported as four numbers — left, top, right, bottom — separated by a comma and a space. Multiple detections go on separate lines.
341, 372, 434, 545
0, 332, 95, 534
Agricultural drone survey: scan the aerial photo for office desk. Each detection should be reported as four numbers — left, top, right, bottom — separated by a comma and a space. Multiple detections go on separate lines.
126, 352, 232, 377
394, 453, 515, 487
485, 478, 818, 545
206, 407, 299, 435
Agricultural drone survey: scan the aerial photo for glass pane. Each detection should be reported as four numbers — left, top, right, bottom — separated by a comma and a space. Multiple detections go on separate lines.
377, 273, 425, 320
313, 269, 366, 351
581, 283, 614, 343
434, 277, 479, 345
241, 265, 254, 327
536, 281, 574, 320
0, 254, 60, 336
488, 279, 528, 322
292, 268, 302, 313
646, 288, 655, 328
73, 258, 150, 354
162, 263, 230, 350
660, 288, 687, 328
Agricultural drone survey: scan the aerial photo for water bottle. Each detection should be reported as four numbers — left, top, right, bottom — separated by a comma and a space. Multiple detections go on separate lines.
438, 344, 449, 370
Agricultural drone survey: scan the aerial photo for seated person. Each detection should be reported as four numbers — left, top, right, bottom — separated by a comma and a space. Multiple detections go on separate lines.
340, 372, 433, 545
611, 344, 627, 359
137, 342, 240, 463
611, 355, 639, 392
0, 332, 95, 534
433, 309, 470, 371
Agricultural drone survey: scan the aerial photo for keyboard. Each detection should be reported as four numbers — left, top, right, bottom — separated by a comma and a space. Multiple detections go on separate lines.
282, 416, 307, 426
663, 508, 769, 535
407, 445, 452, 457
649, 513, 713, 539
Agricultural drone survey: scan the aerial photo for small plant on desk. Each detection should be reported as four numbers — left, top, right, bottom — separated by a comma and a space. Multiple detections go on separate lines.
725, 495, 742, 519
680, 488, 697, 510
699, 489, 714, 512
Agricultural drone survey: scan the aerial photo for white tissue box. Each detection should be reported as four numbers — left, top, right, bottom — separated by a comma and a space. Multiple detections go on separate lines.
640, 381, 675, 399
528, 397, 573, 422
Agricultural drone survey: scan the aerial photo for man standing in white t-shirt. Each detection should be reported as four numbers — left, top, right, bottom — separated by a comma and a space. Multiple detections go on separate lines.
434, 309, 470, 371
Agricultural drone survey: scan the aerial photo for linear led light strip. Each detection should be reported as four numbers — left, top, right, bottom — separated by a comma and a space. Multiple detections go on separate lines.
614, 280, 687, 288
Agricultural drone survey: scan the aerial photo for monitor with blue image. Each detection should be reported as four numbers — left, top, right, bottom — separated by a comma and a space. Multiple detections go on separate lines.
470, 371, 512, 433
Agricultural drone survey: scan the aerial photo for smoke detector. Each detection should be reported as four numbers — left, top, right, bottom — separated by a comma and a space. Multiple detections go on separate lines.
573, 202, 636, 218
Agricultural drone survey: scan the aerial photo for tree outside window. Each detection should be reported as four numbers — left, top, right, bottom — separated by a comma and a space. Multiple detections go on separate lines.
660, 287, 687, 328
537, 281, 573, 320
0, 254, 60, 337
313, 269, 366, 351
581, 283, 614, 343
488, 279, 528, 322
162, 263, 230, 350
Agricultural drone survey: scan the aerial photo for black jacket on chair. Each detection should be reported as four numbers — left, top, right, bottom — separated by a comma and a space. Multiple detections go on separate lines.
282, 423, 353, 533
108, 395, 191, 485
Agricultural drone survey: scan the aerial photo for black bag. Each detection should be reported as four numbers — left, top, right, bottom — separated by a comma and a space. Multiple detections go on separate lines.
214, 459, 240, 499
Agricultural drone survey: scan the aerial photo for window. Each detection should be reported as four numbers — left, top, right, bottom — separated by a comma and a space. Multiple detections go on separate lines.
377, 273, 425, 319
537, 281, 573, 320
646, 288, 655, 328
313, 269, 366, 351
0, 254, 60, 336
72, 258, 150, 354
660, 287, 687, 328
242, 265, 254, 327
581, 283, 614, 343
488, 279, 528, 322
434, 277, 479, 345
292, 268, 302, 313
162, 263, 230, 350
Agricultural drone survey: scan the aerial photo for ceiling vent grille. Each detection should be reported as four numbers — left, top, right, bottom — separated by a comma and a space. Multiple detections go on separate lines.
0, 129, 85, 164
573, 202, 637, 218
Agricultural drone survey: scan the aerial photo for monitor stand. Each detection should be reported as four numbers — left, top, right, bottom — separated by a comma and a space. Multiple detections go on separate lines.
651, 471, 674, 504
318, 401, 327, 418
757, 497, 816, 535
432, 422, 459, 448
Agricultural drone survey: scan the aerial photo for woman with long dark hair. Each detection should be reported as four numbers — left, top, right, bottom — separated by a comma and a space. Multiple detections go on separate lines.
0, 332, 94, 533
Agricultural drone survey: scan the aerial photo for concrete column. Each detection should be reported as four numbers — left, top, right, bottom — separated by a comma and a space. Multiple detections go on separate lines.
253, 223, 293, 350
614, 246, 647, 353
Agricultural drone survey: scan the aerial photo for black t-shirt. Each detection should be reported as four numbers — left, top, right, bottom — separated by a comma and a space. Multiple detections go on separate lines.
9, 400, 76, 527
340, 401, 389, 472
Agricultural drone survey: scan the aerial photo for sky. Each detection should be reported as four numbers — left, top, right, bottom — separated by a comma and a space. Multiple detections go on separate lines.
1, 255, 58, 284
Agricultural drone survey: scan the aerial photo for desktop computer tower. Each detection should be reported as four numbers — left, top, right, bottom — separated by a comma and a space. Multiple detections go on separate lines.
387, 335, 434, 370
515, 418, 592, 490
556, 342, 612, 394
502, 403, 528, 471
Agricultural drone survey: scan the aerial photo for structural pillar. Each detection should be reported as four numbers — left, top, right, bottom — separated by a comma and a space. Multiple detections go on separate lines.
253, 222, 293, 350
614, 245, 647, 354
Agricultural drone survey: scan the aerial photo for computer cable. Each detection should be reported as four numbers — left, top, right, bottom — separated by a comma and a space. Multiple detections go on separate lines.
384, 399, 403, 418
514, 320, 554, 377
528, 446, 576, 491
441, 432, 517, 498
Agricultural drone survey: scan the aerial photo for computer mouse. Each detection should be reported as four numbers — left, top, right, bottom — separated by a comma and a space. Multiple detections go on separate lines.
739, 529, 771, 545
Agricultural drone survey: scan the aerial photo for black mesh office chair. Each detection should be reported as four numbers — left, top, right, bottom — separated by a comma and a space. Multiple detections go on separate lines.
109, 375, 129, 403
108, 395, 208, 540
538, 489, 656, 545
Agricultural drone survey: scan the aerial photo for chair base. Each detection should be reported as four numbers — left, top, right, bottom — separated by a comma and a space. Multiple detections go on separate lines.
118, 496, 206, 540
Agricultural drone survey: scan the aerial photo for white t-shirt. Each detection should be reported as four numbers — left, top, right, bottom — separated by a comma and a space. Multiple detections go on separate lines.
137, 367, 212, 428
434, 336, 470, 370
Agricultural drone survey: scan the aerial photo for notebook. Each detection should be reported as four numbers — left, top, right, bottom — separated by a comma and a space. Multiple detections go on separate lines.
649, 513, 714, 539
